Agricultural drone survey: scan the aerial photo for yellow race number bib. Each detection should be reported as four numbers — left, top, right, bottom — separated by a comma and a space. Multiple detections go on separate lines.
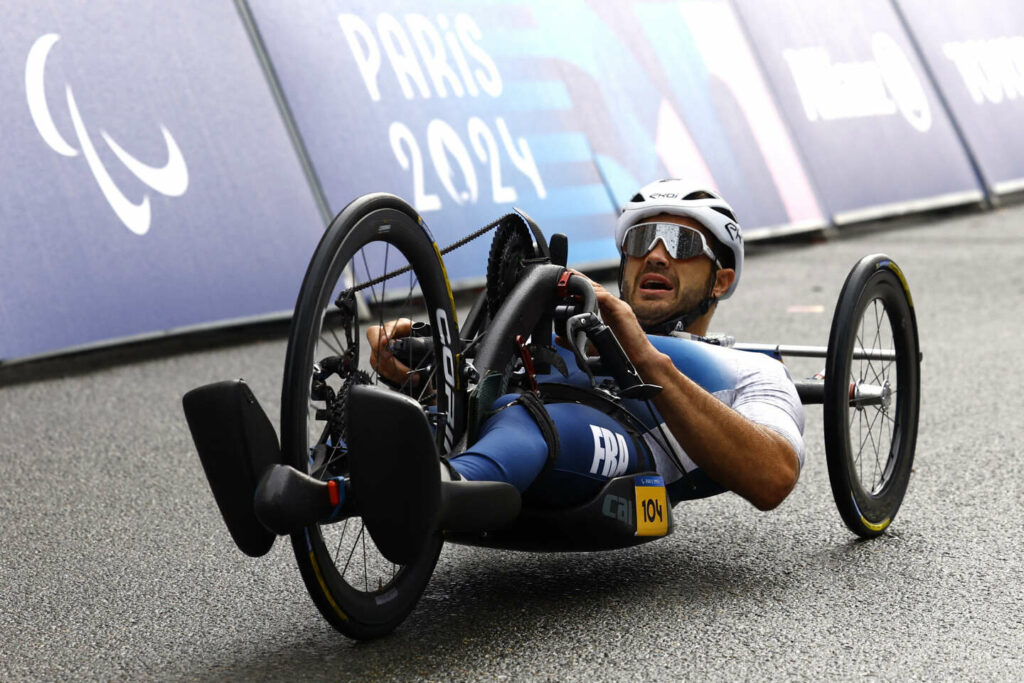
634, 475, 668, 536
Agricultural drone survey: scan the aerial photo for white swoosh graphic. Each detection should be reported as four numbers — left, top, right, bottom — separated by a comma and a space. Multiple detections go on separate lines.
26, 33, 78, 157
102, 126, 188, 196
65, 84, 152, 235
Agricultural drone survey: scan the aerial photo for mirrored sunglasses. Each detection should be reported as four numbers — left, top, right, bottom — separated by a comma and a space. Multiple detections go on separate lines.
622, 222, 721, 267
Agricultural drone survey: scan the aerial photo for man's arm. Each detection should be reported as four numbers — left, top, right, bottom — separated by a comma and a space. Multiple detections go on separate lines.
588, 281, 800, 511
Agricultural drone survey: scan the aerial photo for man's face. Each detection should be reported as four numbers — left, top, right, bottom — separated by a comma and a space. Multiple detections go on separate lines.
620, 214, 718, 328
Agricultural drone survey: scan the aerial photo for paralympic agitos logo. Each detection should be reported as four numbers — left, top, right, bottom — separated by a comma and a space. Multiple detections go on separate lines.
25, 34, 189, 235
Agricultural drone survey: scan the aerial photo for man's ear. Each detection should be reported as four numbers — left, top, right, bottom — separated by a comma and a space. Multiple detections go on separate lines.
713, 268, 736, 298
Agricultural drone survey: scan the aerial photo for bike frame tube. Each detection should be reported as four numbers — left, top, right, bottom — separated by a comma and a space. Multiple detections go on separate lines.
735, 343, 896, 361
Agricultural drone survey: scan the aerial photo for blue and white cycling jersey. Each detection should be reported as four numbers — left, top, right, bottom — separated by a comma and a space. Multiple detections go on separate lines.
449, 333, 805, 506
628, 334, 805, 499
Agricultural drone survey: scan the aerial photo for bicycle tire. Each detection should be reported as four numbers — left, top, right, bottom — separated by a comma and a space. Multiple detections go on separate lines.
824, 254, 920, 538
281, 193, 464, 639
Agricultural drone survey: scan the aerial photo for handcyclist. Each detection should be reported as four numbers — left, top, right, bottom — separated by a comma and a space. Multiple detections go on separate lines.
369, 179, 804, 511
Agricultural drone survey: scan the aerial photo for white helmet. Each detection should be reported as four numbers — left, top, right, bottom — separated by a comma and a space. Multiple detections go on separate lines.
615, 179, 743, 300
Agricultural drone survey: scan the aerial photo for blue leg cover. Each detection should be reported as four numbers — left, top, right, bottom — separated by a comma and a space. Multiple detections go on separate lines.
450, 398, 642, 506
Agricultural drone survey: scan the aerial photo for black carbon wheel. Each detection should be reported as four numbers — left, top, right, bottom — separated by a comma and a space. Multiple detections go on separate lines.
824, 254, 920, 538
281, 193, 464, 639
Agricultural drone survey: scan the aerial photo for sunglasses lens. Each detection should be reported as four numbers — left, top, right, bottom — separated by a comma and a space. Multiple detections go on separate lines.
673, 230, 702, 259
622, 225, 653, 257
623, 224, 705, 260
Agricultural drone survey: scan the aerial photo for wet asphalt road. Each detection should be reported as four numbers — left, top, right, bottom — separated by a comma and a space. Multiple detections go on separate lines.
1, 204, 1022, 681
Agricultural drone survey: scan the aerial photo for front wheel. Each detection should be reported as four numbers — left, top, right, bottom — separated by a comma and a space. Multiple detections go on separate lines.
280, 193, 464, 639
824, 254, 920, 538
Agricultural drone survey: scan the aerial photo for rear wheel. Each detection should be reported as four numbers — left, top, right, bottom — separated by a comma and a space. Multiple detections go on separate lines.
824, 254, 920, 538
281, 193, 464, 639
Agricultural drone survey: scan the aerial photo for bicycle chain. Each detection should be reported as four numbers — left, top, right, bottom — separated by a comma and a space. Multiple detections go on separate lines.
327, 369, 371, 443
339, 213, 516, 296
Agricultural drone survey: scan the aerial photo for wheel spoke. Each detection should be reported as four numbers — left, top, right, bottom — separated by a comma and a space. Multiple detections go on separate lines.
859, 409, 881, 478
362, 519, 368, 592
855, 408, 863, 483
861, 308, 874, 384
375, 245, 392, 386
876, 410, 897, 427
873, 300, 883, 352
870, 419, 880, 483
416, 365, 438, 403
327, 326, 346, 358
404, 263, 417, 311
340, 521, 365, 580
320, 443, 344, 480
882, 406, 894, 485
866, 407, 884, 486
874, 359, 894, 386
320, 333, 344, 358
857, 333, 866, 383
862, 300, 881, 386
333, 517, 350, 565
860, 410, 870, 484
872, 301, 882, 359
359, 247, 378, 307
378, 244, 390, 330
854, 404, 874, 472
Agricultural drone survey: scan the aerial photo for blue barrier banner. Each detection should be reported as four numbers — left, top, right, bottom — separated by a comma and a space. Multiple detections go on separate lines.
535, 0, 825, 237
896, 0, 1024, 195
733, 0, 983, 222
247, 0, 619, 278
247, 0, 825, 281
0, 1, 324, 360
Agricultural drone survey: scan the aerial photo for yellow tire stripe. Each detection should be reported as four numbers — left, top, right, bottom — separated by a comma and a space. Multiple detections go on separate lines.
432, 241, 460, 390
860, 515, 891, 532
851, 491, 891, 532
309, 551, 348, 621
432, 242, 458, 327
880, 260, 914, 308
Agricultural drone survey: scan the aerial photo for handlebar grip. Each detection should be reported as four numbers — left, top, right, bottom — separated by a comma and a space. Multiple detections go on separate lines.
565, 275, 597, 315
586, 325, 638, 388
553, 271, 596, 345
584, 321, 661, 401
389, 336, 434, 368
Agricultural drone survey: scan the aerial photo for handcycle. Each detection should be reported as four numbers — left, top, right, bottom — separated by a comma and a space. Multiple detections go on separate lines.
183, 193, 921, 640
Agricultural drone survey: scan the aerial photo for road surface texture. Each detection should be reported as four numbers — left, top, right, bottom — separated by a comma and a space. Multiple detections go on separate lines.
2, 204, 1021, 680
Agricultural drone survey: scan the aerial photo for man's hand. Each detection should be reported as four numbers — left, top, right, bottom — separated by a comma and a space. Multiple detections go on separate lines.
366, 318, 416, 387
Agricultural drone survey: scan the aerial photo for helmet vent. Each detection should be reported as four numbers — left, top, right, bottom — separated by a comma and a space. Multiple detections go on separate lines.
712, 206, 736, 221
682, 190, 716, 201
630, 193, 645, 202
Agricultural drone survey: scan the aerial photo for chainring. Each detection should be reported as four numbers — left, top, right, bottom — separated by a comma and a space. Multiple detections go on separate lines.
486, 218, 536, 319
